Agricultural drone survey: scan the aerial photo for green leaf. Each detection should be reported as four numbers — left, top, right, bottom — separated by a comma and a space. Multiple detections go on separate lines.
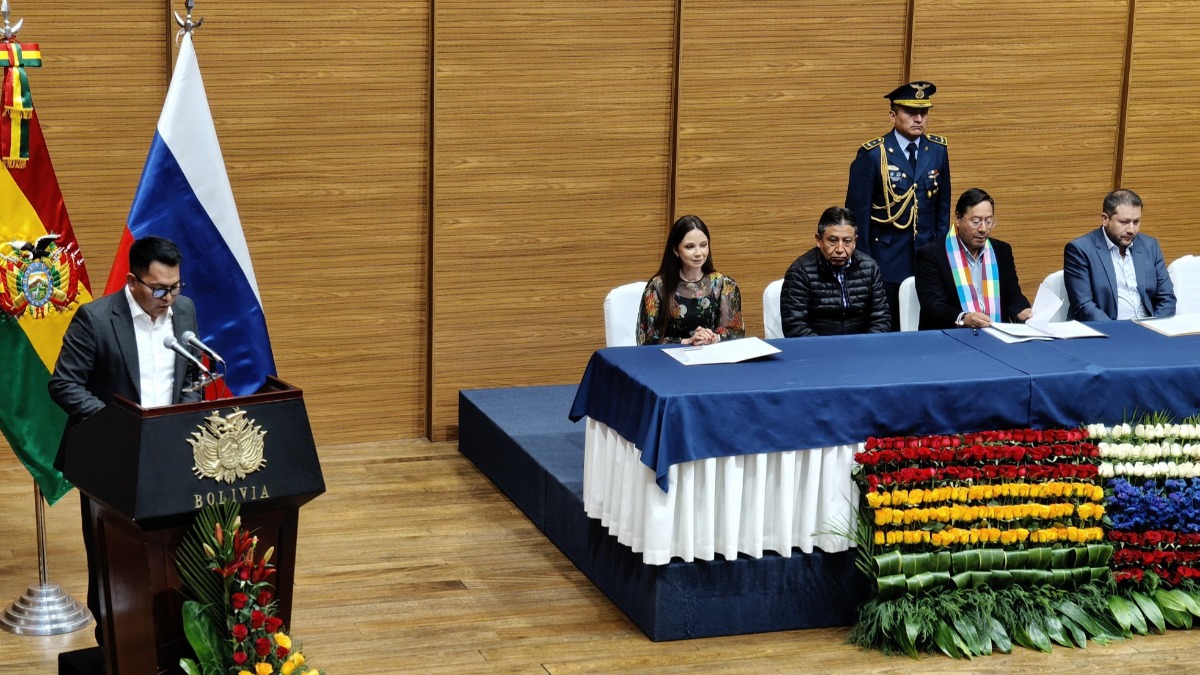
932, 620, 966, 659
951, 615, 986, 656
1057, 599, 1107, 638
1108, 596, 1145, 635
1161, 605, 1192, 630
1044, 615, 1073, 648
1057, 613, 1088, 649
876, 574, 907, 601
893, 613, 919, 658
875, 550, 903, 577
1024, 619, 1054, 653
179, 659, 201, 675
180, 601, 222, 671
985, 617, 1013, 654
1131, 591, 1166, 634
1168, 589, 1200, 617
1154, 588, 1187, 612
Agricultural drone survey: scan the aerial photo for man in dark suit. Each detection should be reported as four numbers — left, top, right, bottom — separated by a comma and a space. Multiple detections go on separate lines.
915, 188, 1031, 330
48, 235, 202, 651
1064, 189, 1176, 321
846, 80, 952, 330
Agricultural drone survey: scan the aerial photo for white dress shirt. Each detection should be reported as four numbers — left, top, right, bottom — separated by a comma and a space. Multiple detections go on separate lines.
1105, 231, 1147, 320
893, 130, 921, 168
124, 287, 176, 407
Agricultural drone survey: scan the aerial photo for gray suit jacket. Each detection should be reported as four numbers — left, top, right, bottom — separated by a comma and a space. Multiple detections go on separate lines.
48, 290, 202, 467
1064, 228, 1176, 321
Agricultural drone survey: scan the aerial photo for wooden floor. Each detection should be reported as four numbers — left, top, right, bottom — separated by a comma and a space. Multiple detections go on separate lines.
2, 439, 1200, 673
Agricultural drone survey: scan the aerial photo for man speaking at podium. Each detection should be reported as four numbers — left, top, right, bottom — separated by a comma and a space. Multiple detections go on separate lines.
48, 235, 202, 649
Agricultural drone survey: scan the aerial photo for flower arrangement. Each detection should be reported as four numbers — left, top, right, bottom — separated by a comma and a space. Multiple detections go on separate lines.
176, 502, 323, 675
850, 428, 1122, 657
1087, 414, 1200, 635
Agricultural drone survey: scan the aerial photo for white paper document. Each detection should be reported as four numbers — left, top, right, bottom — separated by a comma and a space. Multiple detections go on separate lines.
663, 336, 782, 365
983, 320, 1106, 343
1135, 313, 1200, 337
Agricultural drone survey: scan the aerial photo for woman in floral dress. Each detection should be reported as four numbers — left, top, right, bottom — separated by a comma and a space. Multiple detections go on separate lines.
636, 215, 745, 345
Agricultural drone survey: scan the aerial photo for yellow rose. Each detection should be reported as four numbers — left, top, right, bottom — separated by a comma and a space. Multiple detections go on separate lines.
909, 489, 924, 505
239, 671, 253, 675
275, 633, 292, 650
1029, 483, 1043, 498
289, 653, 306, 667
866, 492, 884, 508
281, 664, 295, 675
873, 531, 885, 546
256, 664, 274, 675
874, 509, 890, 526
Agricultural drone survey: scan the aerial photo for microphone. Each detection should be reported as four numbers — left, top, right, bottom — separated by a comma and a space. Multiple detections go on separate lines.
182, 330, 225, 365
163, 335, 211, 376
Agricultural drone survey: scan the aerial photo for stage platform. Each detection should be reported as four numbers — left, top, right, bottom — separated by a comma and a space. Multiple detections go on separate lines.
458, 385, 867, 641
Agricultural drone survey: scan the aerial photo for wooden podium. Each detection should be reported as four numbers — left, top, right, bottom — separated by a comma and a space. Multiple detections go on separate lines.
61, 377, 325, 675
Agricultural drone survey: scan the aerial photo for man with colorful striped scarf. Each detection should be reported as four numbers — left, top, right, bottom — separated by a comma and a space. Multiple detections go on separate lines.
914, 187, 1032, 330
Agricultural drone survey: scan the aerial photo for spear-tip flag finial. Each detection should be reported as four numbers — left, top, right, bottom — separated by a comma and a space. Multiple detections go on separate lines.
1, 0, 24, 41
173, 0, 204, 40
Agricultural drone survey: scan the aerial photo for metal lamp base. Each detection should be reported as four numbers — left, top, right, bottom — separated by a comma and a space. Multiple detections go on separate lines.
0, 584, 92, 636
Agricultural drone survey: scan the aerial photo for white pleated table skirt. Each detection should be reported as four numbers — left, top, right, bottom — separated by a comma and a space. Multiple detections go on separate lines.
582, 418, 860, 565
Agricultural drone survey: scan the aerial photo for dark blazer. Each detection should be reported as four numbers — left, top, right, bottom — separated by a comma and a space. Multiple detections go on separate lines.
915, 237, 1031, 330
48, 290, 202, 467
846, 131, 951, 284
1064, 228, 1176, 321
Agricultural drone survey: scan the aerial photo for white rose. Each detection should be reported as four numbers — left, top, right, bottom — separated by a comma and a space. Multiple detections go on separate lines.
1156, 423, 1166, 438
1173, 443, 1184, 458
1122, 423, 1133, 437
1169, 464, 1181, 478
1099, 463, 1114, 478
1133, 463, 1147, 477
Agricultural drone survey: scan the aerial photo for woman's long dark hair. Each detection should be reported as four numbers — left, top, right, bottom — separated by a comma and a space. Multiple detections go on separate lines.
650, 215, 715, 343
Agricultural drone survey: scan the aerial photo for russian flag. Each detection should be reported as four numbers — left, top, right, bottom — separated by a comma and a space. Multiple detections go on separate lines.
104, 33, 275, 396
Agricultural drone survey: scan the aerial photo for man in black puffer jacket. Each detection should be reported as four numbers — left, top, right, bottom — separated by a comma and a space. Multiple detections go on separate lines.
780, 207, 891, 337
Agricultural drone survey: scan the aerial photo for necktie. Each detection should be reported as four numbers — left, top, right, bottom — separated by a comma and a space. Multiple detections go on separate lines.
907, 142, 918, 171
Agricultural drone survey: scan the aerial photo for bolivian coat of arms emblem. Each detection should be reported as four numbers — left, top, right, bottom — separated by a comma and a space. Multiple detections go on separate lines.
189, 408, 268, 484
0, 233, 83, 319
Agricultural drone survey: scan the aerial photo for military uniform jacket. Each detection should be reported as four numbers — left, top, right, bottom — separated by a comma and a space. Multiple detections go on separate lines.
845, 132, 951, 284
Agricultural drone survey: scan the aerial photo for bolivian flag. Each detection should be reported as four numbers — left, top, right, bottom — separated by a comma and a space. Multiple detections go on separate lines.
0, 40, 92, 505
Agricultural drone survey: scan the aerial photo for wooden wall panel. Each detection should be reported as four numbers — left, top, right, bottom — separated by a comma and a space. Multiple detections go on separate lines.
431, 1, 676, 439
163, 1, 431, 443
672, 1, 910, 335
1122, 0, 1200, 264
911, 0, 1129, 291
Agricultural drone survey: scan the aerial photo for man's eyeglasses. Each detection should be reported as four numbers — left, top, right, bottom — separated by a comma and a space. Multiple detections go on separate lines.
963, 218, 996, 230
133, 275, 185, 299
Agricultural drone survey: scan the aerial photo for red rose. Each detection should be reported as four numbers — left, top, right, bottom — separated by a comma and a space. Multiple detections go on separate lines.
239, 567, 251, 581
233, 651, 248, 665
250, 610, 266, 629
1144, 531, 1165, 546
255, 637, 272, 657
232, 624, 248, 642
265, 616, 284, 633
257, 590, 273, 606
231, 592, 249, 610
276, 646, 290, 659
865, 437, 879, 450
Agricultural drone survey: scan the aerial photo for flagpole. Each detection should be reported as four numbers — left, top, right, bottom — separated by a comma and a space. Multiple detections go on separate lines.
0, 481, 91, 635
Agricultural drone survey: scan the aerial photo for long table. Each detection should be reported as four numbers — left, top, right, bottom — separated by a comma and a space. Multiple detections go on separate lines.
569, 321, 1200, 565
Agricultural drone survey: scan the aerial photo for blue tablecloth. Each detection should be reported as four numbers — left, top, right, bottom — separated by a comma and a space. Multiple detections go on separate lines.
569, 322, 1200, 490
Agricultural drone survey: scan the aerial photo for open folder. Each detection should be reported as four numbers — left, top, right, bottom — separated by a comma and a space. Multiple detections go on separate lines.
983, 320, 1107, 343
663, 336, 782, 365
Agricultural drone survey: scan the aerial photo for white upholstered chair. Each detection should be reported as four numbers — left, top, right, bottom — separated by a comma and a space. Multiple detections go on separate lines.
1030, 270, 1069, 323
1169, 255, 1200, 315
603, 281, 648, 347
763, 279, 784, 339
898, 276, 920, 332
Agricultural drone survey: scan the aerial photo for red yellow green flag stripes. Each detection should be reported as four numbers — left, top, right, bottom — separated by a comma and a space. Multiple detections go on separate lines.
0, 38, 92, 505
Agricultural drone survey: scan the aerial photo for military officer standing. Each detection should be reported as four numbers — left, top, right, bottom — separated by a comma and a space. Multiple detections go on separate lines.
846, 81, 951, 330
